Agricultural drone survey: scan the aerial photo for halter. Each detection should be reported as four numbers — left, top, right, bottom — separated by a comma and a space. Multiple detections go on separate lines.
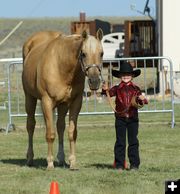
79, 51, 103, 77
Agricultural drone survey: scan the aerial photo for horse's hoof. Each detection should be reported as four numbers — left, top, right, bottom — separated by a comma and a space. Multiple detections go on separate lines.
70, 167, 79, 171
47, 162, 54, 169
47, 166, 54, 170
70, 165, 79, 171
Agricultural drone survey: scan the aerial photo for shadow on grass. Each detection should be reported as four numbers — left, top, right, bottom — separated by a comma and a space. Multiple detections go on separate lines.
85, 163, 114, 169
1, 158, 116, 170
0, 158, 64, 169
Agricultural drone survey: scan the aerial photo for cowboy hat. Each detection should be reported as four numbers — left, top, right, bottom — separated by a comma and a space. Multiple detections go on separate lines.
112, 61, 141, 78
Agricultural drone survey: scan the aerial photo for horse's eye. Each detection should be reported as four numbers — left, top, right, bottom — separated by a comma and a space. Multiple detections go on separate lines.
100, 52, 104, 57
81, 52, 86, 58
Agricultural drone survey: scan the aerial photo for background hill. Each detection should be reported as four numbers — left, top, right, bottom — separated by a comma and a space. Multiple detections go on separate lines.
0, 16, 148, 59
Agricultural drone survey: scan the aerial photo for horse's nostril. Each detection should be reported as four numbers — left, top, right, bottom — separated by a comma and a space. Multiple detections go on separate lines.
90, 77, 99, 84
88, 77, 100, 90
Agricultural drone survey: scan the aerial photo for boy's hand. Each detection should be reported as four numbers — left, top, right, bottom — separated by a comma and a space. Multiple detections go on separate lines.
102, 82, 109, 91
138, 94, 148, 104
138, 95, 145, 101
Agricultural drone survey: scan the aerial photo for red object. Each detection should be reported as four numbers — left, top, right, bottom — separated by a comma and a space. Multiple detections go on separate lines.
113, 160, 116, 168
113, 160, 128, 169
124, 160, 128, 169
108, 81, 147, 118
49, 181, 60, 194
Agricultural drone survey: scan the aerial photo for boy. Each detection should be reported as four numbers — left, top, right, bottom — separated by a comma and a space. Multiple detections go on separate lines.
102, 61, 148, 171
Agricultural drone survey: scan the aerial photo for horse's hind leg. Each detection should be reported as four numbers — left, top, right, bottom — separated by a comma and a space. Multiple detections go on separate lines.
56, 104, 68, 167
25, 94, 37, 166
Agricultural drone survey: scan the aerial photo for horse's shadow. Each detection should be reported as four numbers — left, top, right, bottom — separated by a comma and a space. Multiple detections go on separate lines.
0, 158, 59, 169
1, 158, 113, 170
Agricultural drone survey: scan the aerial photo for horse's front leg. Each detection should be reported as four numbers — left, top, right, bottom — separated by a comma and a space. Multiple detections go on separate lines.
56, 104, 68, 167
41, 96, 55, 169
68, 95, 83, 170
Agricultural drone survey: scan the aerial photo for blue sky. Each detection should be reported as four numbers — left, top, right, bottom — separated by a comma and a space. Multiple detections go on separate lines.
0, 0, 155, 18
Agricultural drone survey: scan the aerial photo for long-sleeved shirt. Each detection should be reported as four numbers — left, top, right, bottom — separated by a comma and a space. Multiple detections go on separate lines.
108, 81, 148, 118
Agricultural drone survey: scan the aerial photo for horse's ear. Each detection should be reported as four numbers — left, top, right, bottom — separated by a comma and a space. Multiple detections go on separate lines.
96, 28, 103, 41
82, 30, 88, 40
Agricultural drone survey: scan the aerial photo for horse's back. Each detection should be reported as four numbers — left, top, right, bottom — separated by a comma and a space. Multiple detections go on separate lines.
23, 31, 61, 60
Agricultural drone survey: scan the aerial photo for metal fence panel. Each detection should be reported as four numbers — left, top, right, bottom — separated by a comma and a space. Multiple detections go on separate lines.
0, 57, 175, 133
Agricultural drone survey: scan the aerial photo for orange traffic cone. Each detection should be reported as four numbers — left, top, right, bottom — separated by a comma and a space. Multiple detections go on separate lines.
49, 181, 60, 194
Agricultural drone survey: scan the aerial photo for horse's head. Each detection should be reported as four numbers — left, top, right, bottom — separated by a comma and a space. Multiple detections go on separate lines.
80, 29, 104, 91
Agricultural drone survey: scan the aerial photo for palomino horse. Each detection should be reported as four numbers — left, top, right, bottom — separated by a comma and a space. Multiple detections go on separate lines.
22, 29, 104, 169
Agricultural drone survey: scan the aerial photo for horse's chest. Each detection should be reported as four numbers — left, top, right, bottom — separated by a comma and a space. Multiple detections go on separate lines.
49, 85, 80, 103
62, 87, 73, 102
49, 86, 70, 101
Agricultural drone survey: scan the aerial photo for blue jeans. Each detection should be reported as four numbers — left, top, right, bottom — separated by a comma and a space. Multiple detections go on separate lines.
114, 117, 140, 169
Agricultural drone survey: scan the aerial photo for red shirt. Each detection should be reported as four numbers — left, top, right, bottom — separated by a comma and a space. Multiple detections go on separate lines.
109, 81, 147, 118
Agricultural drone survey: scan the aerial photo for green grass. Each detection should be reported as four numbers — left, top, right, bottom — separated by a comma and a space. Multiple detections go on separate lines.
0, 105, 180, 194
1, 16, 179, 193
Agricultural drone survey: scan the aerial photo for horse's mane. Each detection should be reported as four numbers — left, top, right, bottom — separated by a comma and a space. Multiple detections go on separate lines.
46, 34, 83, 65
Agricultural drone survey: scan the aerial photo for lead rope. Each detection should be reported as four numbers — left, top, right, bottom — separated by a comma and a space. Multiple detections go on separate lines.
105, 89, 118, 113
100, 72, 119, 113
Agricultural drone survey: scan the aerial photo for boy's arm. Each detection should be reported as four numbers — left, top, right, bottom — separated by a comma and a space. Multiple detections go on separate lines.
102, 82, 117, 97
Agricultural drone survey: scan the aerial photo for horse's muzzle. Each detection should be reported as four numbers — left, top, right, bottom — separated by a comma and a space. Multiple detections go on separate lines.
88, 77, 100, 91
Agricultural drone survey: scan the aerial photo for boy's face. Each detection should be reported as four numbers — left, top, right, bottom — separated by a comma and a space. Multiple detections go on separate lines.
120, 73, 133, 83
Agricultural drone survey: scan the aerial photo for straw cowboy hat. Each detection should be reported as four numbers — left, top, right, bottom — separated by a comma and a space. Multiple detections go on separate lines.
112, 61, 141, 78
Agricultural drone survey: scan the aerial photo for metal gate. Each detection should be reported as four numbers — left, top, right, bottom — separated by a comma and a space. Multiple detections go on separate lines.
0, 56, 175, 133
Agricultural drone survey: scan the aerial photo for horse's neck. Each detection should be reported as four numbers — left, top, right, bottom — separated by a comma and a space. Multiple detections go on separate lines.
54, 38, 84, 82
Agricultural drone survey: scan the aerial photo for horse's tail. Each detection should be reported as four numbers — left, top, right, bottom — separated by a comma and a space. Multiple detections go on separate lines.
22, 38, 33, 66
